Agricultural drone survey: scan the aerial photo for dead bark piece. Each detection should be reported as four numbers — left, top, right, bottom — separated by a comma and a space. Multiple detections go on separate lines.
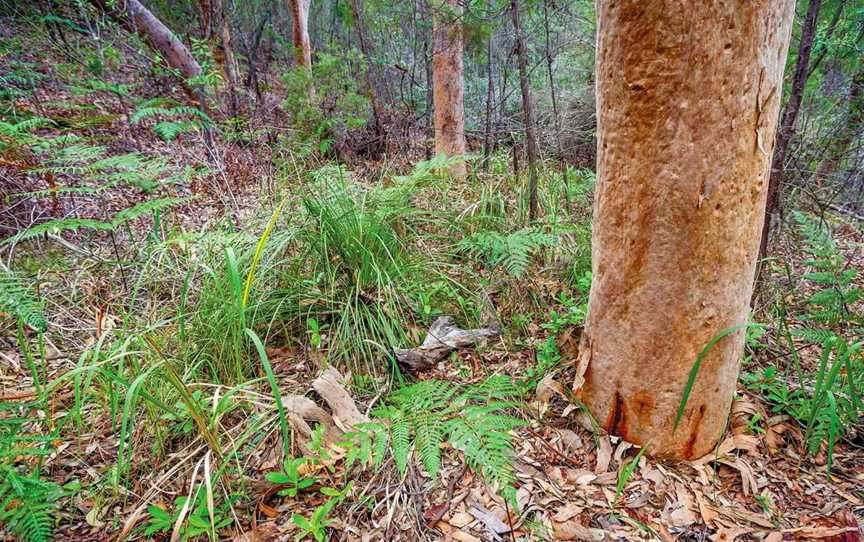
312, 367, 369, 432
281, 395, 340, 440
394, 316, 500, 372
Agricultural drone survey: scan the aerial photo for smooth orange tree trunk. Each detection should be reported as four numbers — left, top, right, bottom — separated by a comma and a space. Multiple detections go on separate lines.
432, 0, 466, 178
576, 1, 795, 459
288, 0, 312, 70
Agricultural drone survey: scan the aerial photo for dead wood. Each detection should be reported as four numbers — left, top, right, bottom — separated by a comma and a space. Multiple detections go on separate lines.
394, 316, 500, 372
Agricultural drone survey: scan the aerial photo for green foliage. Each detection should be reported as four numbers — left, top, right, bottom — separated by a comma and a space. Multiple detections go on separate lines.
281, 51, 370, 155
291, 483, 352, 542
341, 377, 524, 494
0, 466, 61, 542
131, 98, 211, 142
8, 197, 190, 244
266, 457, 316, 497
742, 335, 862, 472
0, 401, 62, 542
144, 493, 237, 540
794, 213, 862, 327
0, 270, 47, 332
458, 227, 557, 277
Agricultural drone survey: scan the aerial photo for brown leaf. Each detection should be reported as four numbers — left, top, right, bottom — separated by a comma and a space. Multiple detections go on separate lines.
594, 435, 613, 474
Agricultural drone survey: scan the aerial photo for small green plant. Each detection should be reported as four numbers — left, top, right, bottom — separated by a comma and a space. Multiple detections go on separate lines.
144, 493, 237, 540
281, 51, 369, 155
266, 457, 316, 497
794, 213, 862, 327
0, 400, 62, 542
344, 377, 526, 496
615, 446, 647, 505
458, 227, 556, 278
131, 98, 212, 142
291, 483, 352, 542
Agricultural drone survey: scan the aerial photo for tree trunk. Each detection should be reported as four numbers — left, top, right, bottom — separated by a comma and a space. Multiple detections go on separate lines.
218, 0, 241, 116
288, 0, 312, 70
543, 0, 568, 209
90, 0, 214, 152
813, 67, 864, 184
759, 0, 822, 261
348, 0, 388, 132
511, 0, 539, 220
432, 0, 466, 178
483, 0, 494, 171
94, 0, 203, 81
577, 1, 795, 460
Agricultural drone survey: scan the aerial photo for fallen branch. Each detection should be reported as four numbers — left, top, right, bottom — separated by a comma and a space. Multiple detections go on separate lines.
394, 316, 500, 372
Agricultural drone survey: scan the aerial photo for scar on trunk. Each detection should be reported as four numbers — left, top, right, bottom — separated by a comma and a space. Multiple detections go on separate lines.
606, 390, 627, 439
683, 404, 707, 459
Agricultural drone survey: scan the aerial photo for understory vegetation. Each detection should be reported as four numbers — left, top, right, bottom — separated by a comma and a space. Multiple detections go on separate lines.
1, 2, 862, 541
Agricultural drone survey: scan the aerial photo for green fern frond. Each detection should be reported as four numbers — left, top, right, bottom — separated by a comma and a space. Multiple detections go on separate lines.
458, 228, 557, 277
0, 271, 46, 332
0, 465, 61, 542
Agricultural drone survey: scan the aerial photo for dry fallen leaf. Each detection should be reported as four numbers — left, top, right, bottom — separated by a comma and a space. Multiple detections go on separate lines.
594, 435, 613, 474
552, 503, 583, 522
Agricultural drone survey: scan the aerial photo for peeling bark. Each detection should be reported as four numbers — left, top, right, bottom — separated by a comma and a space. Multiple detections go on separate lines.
577, 0, 795, 460
432, 0, 466, 178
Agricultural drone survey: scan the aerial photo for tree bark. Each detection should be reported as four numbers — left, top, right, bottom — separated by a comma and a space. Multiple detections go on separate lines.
577, 0, 795, 459
90, 0, 214, 151
288, 0, 312, 70
218, 0, 241, 116
813, 67, 864, 184
93, 0, 203, 81
759, 0, 822, 261
483, 0, 494, 171
432, 0, 466, 178
511, 0, 539, 220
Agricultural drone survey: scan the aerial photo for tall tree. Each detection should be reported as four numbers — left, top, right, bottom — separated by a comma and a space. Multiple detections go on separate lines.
288, 0, 312, 70
432, 0, 466, 177
511, 0, 539, 220
759, 0, 823, 260
576, 1, 795, 459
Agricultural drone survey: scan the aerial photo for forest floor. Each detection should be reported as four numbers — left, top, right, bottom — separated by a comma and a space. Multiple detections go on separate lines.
1, 18, 863, 542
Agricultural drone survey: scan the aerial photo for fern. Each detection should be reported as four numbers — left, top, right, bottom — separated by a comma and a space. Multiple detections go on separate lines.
458, 227, 557, 277
795, 212, 862, 327
0, 466, 60, 542
0, 401, 62, 542
346, 377, 525, 493
7, 197, 190, 244
131, 99, 211, 142
0, 271, 47, 332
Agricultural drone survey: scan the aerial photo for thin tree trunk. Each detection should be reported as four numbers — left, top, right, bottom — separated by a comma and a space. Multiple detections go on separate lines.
90, 0, 214, 152
578, 1, 795, 459
511, 0, 539, 220
759, 0, 822, 260
813, 68, 864, 184
218, 0, 241, 116
432, 0, 466, 178
483, 0, 494, 171
543, 0, 568, 209
348, 0, 387, 132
